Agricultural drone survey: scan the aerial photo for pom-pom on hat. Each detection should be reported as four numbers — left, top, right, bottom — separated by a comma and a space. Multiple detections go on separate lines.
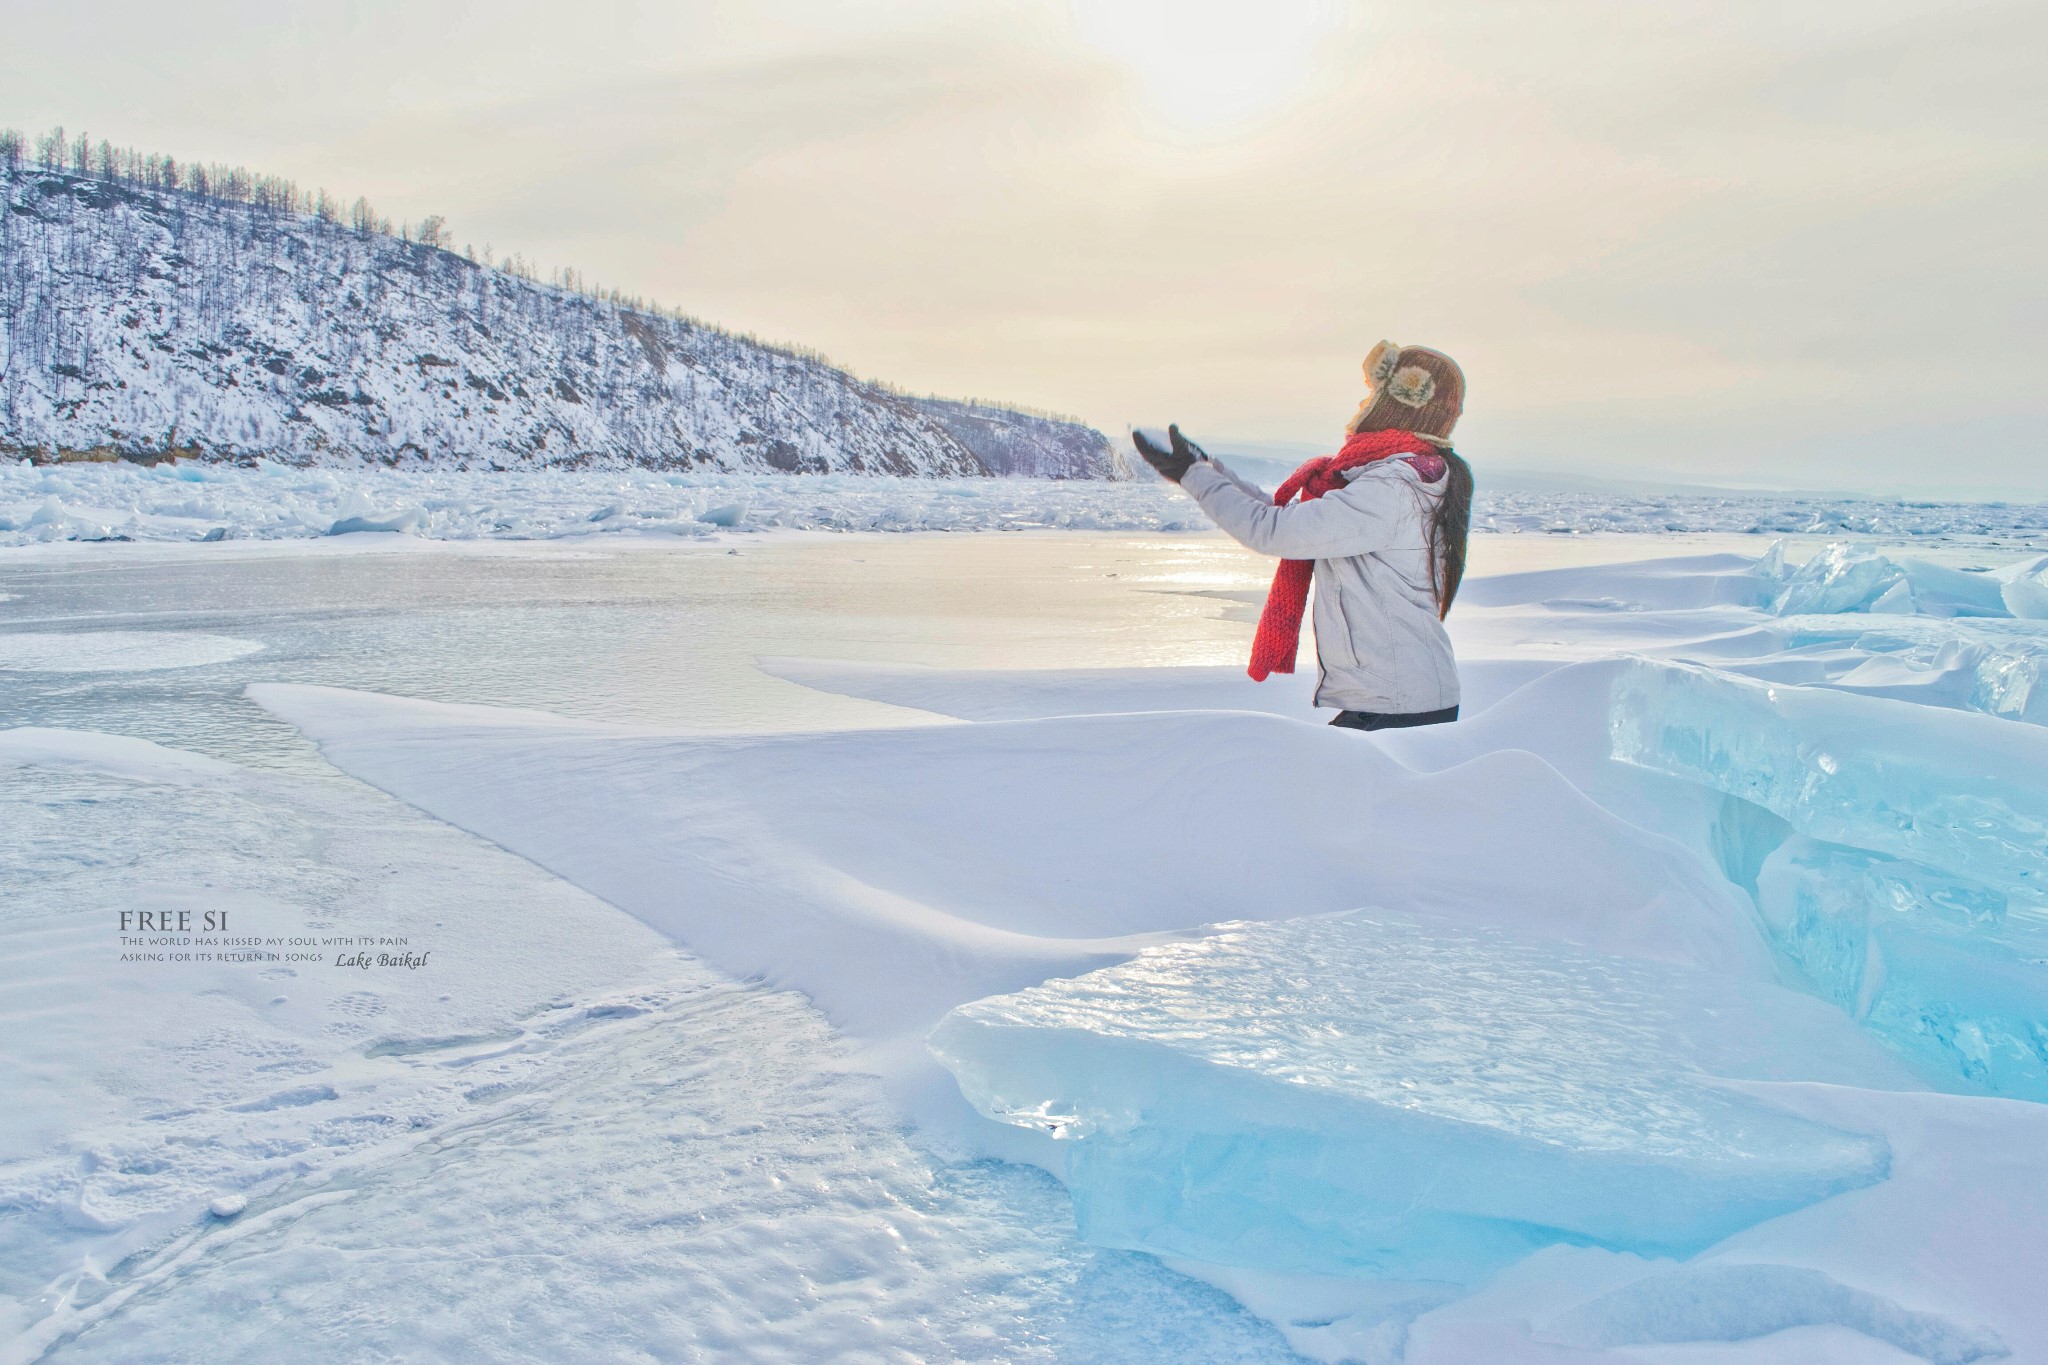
1348, 341, 1464, 443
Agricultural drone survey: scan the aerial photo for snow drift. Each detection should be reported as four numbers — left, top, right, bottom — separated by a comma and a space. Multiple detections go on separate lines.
244, 689, 1765, 1041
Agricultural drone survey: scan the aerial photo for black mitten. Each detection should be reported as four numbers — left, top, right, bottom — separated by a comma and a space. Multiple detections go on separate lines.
1133, 427, 1196, 482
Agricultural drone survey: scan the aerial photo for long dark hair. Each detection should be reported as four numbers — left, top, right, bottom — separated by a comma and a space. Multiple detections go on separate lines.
1427, 450, 1474, 618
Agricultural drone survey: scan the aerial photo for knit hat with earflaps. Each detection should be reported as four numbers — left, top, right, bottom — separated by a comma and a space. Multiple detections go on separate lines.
1348, 341, 1464, 444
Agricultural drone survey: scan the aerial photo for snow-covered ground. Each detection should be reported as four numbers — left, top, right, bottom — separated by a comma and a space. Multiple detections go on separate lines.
4, 530, 2047, 1362
7, 458, 2048, 547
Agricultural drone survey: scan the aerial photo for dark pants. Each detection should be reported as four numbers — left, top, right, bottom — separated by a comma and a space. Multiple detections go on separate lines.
1329, 705, 1459, 732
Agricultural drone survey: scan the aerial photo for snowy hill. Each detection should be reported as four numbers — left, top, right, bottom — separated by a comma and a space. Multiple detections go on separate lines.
0, 165, 1119, 477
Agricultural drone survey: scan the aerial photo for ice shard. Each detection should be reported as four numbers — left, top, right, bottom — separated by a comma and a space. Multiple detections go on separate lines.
1766, 543, 2011, 618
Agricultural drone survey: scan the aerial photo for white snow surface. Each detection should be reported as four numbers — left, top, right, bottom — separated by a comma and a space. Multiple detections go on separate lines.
8, 539, 2048, 1362
0, 732, 1285, 1362
7, 458, 2048, 547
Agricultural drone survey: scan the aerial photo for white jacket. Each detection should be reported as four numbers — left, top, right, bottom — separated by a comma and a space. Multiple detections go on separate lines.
1180, 456, 1460, 714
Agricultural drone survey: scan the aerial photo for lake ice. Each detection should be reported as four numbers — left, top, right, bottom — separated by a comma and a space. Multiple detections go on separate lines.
4, 525, 2046, 1363
9, 455, 2048, 546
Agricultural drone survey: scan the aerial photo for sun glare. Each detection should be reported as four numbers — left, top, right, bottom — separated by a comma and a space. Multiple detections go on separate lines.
1068, 0, 1343, 134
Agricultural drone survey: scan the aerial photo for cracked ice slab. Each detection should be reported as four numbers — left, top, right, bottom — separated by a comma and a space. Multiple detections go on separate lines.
1764, 542, 2012, 619
1611, 658, 2048, 1098
930, 909, 1905, 1288
1610, 659, 2048, 902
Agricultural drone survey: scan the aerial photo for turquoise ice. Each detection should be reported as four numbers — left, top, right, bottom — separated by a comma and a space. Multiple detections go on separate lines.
929, 910, 1899, 1287
1763, 542, 2012, 618
1612, 659, 2048, 1097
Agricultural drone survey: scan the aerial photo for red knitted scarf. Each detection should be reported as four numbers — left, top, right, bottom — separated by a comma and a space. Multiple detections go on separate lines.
1246, 429, 1445, 682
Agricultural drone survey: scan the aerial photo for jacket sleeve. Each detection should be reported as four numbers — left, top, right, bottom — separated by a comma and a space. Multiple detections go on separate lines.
1181, 461, 1426, 560
1203, 456, 1270, 502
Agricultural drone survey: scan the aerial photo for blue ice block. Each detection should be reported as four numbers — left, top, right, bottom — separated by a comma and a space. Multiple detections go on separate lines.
1756, 836, 2048, 1095
1611, 659, 2048, 901
1612, 659, 2048, 1097
930, 911, 1895, 1286
1766, 542, 2011, 618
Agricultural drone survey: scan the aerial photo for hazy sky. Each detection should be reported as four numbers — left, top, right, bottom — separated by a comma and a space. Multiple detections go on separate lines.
5, 0, 2042, 494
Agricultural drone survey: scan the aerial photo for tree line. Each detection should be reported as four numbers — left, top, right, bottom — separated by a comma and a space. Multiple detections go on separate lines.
0, 124, 1089, 421
0, 126, 888, 362
0, 125, 453, 246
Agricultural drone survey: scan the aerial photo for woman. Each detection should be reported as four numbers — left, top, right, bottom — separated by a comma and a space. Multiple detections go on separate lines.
1133, 341, 1473, 731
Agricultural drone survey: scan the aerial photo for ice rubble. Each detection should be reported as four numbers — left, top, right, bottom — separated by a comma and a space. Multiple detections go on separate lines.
930, 910, 1899, 1286
1447, 543, 2048, 727
1760, 541, 2013, 617
1745, 543, 2048, 710
8, 457, 2048, 547
2001, 554, 2048, 619
0, 459, 1206, 545
1692, 542, 2048, 729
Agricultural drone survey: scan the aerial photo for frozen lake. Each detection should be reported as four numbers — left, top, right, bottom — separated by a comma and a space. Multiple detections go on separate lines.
0, 529, 1819, 770
2, 532, 1287, 768
5, 528, 2046, 1363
